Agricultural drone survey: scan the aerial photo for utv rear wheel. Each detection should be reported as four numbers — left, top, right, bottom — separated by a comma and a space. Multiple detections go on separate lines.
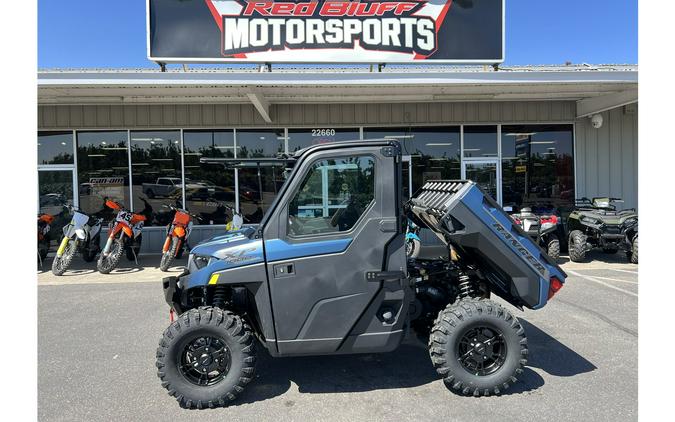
629, 236, 638, 264
546, 235, 560, 260
156, 307, 256, 409
429, 298, 527, 397
97, 239, 124, 274
159, 237, 180, 272
568, 230, 587, 262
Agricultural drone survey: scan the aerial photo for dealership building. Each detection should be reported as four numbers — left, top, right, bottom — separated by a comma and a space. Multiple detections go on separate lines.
37, 64, 638, 250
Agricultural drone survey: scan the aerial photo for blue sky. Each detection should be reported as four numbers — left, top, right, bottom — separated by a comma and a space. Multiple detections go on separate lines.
38, 0, 638, 68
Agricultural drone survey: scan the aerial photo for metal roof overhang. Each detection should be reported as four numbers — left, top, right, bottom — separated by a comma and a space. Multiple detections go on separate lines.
38, 68, 638, 123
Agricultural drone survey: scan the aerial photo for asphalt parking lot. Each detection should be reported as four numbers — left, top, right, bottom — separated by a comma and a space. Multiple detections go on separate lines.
38, 252, 637, 422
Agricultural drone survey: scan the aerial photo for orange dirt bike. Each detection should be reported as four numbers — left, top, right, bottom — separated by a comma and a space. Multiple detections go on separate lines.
97, 199, 146, 274
37, 213, 55, 266
159, 205, 200, 272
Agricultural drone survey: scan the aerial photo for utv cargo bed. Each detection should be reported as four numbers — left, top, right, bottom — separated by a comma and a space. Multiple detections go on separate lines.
409, 180, 566, 310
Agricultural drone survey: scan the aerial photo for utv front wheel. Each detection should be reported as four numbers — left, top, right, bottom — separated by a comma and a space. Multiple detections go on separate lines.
156, 307, 256, 409
429, 298, 527, 397
568, 230, 587, 262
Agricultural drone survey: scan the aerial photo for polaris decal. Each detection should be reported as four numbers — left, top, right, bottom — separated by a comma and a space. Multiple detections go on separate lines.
491, 222, 547, 277
148, 0, 504, 63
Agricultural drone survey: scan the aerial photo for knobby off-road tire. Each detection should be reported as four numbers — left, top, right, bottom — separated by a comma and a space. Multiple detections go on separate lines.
546, 235, 560, 260
51, 238, 78, 276
568, 230, 587, 262
97, 239, 124, 274
159, 237, 180, 272
428, 298, 527, 397
629, 236, 638, 264
156, 307, 256, 409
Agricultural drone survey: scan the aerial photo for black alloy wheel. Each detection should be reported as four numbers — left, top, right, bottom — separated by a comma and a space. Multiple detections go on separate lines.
456, 325, 507, 376
179, 335, 232, 386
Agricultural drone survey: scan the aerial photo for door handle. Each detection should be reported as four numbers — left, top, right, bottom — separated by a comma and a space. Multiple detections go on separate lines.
273, 263, 295, 278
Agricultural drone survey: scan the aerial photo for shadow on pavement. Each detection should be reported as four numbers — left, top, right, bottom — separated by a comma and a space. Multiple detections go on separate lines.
521, 319, 597, 377
233, 318, 590, 405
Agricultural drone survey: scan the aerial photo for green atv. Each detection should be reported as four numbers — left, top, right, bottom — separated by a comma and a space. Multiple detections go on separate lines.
567, 197, 638, 263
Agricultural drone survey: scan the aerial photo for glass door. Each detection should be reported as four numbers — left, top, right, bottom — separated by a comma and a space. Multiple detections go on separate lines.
462, 160, 501, 204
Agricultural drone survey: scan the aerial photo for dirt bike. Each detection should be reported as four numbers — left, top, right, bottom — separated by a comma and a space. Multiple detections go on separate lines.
159, 205, 200, 272
405, 218, 422, 258
97, 199, 146, 274
38, 213, 55, 267
51, 207, 103, 276
510, 207, 563, 260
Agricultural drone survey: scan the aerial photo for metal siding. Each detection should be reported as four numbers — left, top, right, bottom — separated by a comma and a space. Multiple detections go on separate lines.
38, 101, 576, 128
575, 105, 638, 210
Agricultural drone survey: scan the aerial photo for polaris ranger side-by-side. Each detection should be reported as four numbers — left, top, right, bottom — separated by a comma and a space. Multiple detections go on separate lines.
156, 140, 566, 408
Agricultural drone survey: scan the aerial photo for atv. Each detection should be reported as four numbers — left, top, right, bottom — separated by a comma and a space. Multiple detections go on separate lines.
155, 140, 566, 408
567, 197, 638, 263
509, 207, 564, 260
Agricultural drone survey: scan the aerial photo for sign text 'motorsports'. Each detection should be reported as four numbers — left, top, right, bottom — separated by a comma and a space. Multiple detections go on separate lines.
148, 0, 504, 63
221, 1, 437, 56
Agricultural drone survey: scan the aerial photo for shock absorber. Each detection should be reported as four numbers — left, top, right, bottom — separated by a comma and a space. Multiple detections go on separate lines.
212, 285, 228, 309
458, 273, 477, 299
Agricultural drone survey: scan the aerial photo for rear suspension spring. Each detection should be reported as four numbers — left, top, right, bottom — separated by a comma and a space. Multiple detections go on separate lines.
458, 274, 477, 299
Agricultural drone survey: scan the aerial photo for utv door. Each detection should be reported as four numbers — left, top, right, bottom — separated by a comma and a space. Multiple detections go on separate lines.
263, 142, 410, 356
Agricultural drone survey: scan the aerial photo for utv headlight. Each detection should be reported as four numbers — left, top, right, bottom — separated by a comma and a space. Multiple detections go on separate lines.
192, 254, 211, 270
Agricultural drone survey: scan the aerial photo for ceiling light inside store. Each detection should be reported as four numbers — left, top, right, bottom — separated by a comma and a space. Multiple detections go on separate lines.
385, 135, 413, 139
215, 146, 235, 149
463, 149, 481, 152
61, 142, 67, 146
426, 143, 453, 146
132, 163, 149, 166
102, 147, 127, 151
101, 141, 107, 145
505, 133, 537, 137
87, 154, 105, 157
530, 141, 556, 145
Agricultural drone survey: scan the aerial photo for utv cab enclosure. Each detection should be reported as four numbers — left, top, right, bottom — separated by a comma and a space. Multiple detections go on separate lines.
156, 140, 566, 408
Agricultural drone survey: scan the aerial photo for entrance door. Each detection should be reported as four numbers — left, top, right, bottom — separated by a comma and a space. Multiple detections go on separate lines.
462, 160, 501, 204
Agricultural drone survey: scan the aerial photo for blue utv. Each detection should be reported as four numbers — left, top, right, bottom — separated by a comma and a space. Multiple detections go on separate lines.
156, 140, 566, 408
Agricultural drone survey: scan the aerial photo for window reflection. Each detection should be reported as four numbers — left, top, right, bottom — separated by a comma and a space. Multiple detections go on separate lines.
38, 170, 73, 234
364, 127, 460, 194
501, 125, 575, 216
183, 130, 237, 225
236, 129, 286, 223
130, 131, 181, 226
38, 132, 74, 165
463, 126, 498, 158
76, 131, 130, 218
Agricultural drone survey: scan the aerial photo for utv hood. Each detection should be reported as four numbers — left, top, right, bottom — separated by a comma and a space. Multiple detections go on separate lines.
185, 227, 264, 288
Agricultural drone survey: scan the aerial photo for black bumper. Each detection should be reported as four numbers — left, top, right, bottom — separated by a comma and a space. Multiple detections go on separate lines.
162, 270, 188, 313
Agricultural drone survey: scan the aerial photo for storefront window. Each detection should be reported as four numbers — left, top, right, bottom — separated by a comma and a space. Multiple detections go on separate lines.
236, 129, 286, 223
287, 128, 360, 154
364, 126, 460, 194
38, 170, 74, 233
183, 130, 237, 225
76, 131, 130, 218
501, 125, 575, 215
38, 131, 74, 165
130, 130, 181, 226
463, 126, 498, 158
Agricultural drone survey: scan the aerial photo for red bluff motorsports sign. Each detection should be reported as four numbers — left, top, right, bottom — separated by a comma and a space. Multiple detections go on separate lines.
147, 0, 504, 63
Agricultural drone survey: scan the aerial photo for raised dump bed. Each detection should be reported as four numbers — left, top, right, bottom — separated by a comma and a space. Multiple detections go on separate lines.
408, 180, 566, 310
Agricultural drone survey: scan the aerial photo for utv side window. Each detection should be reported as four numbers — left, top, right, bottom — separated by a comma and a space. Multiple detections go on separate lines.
287, 156, 375, 236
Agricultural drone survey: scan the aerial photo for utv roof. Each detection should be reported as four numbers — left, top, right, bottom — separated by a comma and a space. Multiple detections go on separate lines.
292, 138, 397, 158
